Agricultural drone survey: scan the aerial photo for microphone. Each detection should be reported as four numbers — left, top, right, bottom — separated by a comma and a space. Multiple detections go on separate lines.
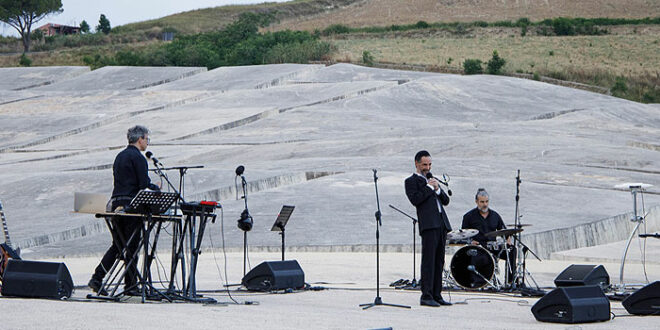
145, 151, 161, 166
426, 172, 452, 196
235, 165, 245, 176
467, 265, 476, 272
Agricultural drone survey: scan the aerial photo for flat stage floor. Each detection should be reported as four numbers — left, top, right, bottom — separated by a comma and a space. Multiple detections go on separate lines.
1, 247, 658, 330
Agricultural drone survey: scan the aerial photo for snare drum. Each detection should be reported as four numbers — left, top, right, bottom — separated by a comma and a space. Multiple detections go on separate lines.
450, 245, 495, 289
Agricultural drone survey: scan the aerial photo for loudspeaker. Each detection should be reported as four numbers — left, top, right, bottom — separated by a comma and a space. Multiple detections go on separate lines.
554, 264, 609, 288
1, 259, 73, 299
242, 260, 304, 291
531, 285, 610, 323
622, 281, 660, 315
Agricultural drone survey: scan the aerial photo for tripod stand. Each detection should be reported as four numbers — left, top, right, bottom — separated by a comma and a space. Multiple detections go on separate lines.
359, 169, 410, 310
389, 204, 418, 288
616, 183, 652, 290
508, 170, 542, 292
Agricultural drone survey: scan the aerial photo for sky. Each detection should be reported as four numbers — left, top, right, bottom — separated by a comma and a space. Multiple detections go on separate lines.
1, 0, 289, 36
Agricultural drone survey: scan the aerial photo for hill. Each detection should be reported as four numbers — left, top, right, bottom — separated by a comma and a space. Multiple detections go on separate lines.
270, 0, 660, 31
117, 0, 362, 35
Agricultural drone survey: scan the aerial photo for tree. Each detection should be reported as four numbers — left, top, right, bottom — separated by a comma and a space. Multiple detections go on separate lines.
96, 14, 110, 34
79, 19, 89, 33
486, 50, 506, 74
0, 0, 63, 52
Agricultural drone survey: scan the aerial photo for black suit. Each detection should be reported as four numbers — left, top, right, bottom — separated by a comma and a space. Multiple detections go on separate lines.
405, 173, 452, 301
92, 145, 159, 290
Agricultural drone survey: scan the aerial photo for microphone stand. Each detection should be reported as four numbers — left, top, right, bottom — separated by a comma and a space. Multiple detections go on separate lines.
360, 170, 410, 310
150, 164, 204, 295
239, 173, 250, 277
389, 204, 418, 288
508, 170, 542, 293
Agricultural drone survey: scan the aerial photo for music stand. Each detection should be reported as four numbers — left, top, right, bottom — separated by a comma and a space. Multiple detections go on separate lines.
128, 189, 178, 302
271, 205, 295, 261
128, 190, 179, 215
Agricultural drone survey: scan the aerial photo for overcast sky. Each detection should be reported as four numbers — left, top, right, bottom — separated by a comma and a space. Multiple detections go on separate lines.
1, 0, 288, 36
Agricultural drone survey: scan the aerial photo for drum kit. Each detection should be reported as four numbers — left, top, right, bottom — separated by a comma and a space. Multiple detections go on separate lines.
445, 227, 527, 291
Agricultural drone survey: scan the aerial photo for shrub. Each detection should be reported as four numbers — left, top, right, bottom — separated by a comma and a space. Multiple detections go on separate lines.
463, 59, 483, 74
19, 53, 31, 67
486, 50, 506, 74
415, 21, 430, 29
362, 50, 374, 66
322, 24, 351, 36
552, 17, 575, 36
611, 76, 628, 96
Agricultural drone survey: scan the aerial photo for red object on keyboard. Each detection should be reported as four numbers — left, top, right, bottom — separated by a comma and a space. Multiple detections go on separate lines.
200, 201, 217, 207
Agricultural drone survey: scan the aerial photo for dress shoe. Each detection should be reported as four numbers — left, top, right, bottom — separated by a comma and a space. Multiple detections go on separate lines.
434, 297, 452, 306
420, 298, 441, 307
88, 278, 108, 296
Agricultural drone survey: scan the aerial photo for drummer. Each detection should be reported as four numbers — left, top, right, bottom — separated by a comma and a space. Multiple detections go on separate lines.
461, 188, 516, 285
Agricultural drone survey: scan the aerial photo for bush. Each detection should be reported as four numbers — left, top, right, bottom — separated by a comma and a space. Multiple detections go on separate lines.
611, 76, 628, 96
322, 24, 351, 36
362, 50, 375, 66
415, 21, 430, 29
486, 50, 506, 74
19, 53, 31, 67
463, 59, 483, 74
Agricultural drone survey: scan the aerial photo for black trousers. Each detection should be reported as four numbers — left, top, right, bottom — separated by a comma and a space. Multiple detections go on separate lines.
420, 228, 447, 300
92, 199, 141, 289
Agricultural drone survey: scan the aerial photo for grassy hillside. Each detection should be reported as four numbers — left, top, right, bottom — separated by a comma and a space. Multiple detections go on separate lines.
271, 0, 660, 31
116, 0, 361, 35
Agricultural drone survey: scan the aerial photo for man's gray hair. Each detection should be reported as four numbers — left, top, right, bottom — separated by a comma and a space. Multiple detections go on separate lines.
475, 188, 489, 200
127, 125, 150, 144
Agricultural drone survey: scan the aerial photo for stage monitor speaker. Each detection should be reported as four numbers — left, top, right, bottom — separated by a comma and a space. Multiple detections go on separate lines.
242, 260, 304, 291
531, 285, 610, 323
622, 281, 660, 315
554, 264, 609, 288
1, 259, 73, 299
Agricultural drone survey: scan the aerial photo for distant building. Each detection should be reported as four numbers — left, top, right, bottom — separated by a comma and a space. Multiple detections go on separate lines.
37, 23, 81, 36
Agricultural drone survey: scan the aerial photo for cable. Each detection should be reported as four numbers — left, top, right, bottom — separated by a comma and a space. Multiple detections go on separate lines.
640, 190, 649, 283
451, 297, 530, 306
218, 207, 239, 304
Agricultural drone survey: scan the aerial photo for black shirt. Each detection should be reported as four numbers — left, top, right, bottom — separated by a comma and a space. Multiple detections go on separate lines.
111, 145, 158, 198
461, 208, 505, 247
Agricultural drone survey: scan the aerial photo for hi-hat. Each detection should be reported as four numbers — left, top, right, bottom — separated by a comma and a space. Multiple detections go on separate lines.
447, 229, 478, 241
484, 228, 523, 238
506, 223, 532, 227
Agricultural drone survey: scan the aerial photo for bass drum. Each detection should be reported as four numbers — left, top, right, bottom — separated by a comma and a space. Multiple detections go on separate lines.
450, 245, 495, 289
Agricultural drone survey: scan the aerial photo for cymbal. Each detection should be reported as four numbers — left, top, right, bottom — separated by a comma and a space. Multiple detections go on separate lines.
447, 229, 478, 241
484, 228, 523, 238
506, 223, 532, 227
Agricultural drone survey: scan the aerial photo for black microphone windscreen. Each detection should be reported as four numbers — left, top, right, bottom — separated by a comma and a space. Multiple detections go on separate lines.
145, 151, 153, 159
426, 172, 433, 179
235, 165, 245, 176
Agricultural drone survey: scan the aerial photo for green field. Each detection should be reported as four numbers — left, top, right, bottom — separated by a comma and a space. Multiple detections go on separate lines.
329, 30, 660, 102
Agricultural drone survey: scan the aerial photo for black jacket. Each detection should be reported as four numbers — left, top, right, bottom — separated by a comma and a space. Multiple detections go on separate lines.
461, 207, 505, 247
111, 145, 158, 198
405, 173, 452, 234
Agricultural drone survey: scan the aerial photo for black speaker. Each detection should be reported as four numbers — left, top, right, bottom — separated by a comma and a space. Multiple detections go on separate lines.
1, 259, 73, 299
531, 285, 610, 323
622, 281, 660, 315
242, 260, 304, 291
554, 264, 609, 288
